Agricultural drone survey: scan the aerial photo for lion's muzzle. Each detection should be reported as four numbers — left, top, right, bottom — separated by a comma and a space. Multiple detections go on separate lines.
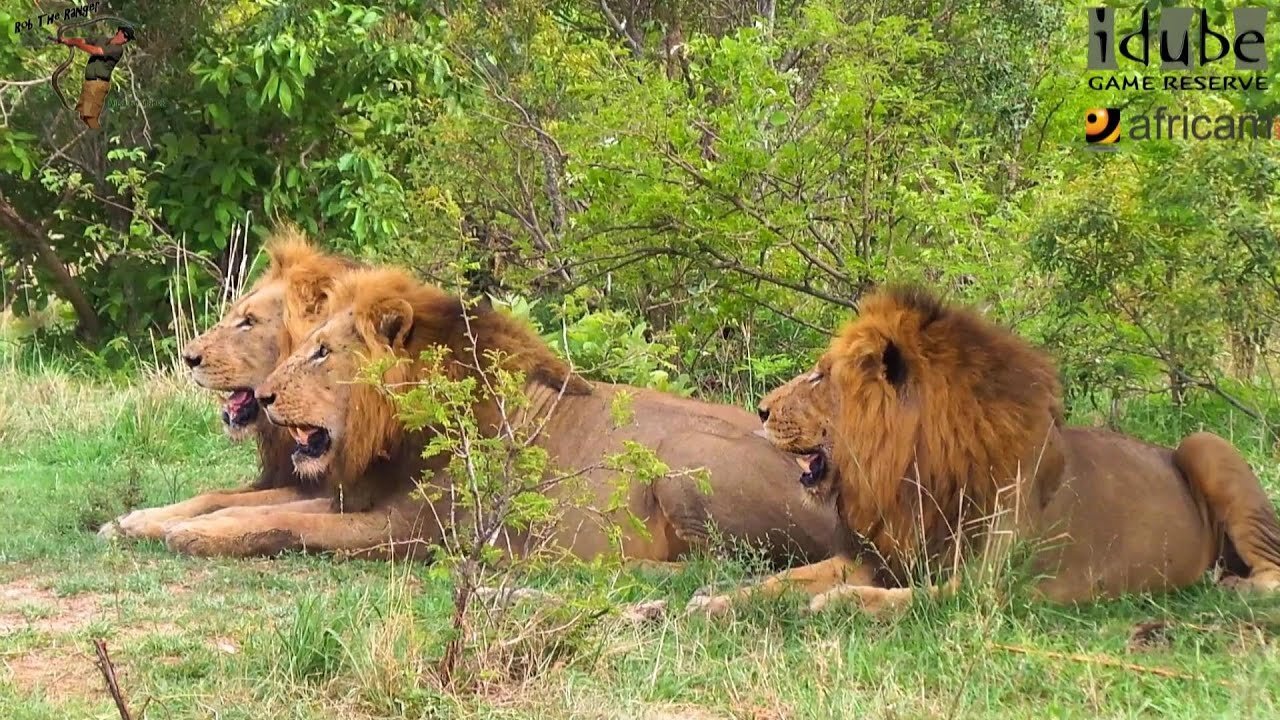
222, 388, 260, 428
797, 450, 828, 488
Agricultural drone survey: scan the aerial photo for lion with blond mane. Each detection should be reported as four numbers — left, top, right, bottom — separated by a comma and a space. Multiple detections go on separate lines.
691, 285, 1280, 616
161, 266, 842, 563
99, 226, 358, 541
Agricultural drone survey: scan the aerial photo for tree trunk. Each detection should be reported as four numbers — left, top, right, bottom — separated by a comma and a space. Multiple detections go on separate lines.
0, 194, 103, 343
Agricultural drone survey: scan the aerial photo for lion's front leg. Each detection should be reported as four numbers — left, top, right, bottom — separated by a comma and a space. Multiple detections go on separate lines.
686, 554, 876, 617
808, 585, 913, 615
163, 502, 429, 560
809, 575, 962, 615
98, 487, 309, 541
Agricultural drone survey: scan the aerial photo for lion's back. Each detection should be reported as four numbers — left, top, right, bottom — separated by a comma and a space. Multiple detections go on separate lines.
542, 383, 843, 563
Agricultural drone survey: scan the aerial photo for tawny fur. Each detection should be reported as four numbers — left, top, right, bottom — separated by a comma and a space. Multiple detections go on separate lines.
99, 226, 358, 541
696, 285, 1280, 616
170, 266, 845, 564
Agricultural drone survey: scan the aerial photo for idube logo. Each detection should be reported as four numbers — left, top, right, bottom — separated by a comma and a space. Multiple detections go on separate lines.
1085, 108, 1121, 149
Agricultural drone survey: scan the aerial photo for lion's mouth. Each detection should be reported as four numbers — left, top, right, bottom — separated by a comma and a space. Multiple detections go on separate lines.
793, 450, 828, 488
222, 389, 260, 428
287, 425, 332, 459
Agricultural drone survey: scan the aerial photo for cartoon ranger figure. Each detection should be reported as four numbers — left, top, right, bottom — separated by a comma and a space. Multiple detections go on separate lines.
55, 25, 134, 129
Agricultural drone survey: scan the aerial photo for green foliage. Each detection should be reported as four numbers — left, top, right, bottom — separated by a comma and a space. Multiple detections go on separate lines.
0, 0, 1275, 414
494, 291, 691, 394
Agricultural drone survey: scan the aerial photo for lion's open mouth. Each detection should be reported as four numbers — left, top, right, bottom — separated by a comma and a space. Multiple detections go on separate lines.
222, 389, 260, 428
287, 425, 332, 459
794, 450, 828, 488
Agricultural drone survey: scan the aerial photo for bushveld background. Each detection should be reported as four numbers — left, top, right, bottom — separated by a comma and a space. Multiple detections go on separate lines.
1, 0, 1279, 717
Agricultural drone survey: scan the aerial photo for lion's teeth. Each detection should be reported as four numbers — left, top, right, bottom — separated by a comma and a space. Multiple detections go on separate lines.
795, 456, 811, 472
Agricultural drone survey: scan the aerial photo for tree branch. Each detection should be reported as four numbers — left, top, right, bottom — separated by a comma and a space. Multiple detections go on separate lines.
0, 191, 102, 341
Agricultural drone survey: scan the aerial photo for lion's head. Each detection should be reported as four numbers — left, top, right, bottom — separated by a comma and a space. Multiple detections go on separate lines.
760, 286, 1065, 578
255, 266, 591, 486
758, 370, 839, 501
181, 225, 355, 441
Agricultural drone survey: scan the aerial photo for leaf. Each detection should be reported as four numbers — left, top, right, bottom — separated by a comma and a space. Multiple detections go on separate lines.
279, 80, 294, 114
299, 46, 315, 76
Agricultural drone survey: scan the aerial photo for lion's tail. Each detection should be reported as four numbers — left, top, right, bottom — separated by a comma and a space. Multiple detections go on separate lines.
1174, 432, 1280, 587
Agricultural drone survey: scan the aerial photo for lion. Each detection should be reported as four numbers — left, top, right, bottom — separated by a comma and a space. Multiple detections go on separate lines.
690, 285, 1280, 616
99, 226, 358, 541
161, 266, 845, 565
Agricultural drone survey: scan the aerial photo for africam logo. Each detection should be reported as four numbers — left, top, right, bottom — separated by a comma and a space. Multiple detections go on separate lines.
1085, 106, 1280, 148
1084, 108, 1121, 149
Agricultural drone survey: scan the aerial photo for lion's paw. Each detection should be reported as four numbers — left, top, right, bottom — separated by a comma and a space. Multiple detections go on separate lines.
685, 593, 733, 618
165, 517, 296, 558
163, 520, 212, 556
97, 520, 122, 541
1221, 570, 1280, 594
808, 585, 910, 616
98, 509, 168, 542
620, 599, 668, 624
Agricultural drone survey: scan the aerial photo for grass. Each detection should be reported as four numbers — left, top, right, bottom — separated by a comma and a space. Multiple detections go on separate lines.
1, 360, 1279, 718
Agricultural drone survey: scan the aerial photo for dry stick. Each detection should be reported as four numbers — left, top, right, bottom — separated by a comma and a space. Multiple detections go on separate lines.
93, 639, 134, 720
990, 643, 1233, 688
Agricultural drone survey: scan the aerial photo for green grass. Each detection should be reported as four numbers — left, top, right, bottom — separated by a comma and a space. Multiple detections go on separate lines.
1, 365, 1278, 719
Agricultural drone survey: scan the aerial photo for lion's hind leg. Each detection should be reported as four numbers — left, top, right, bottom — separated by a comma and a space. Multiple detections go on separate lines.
1174, 432, 1280, 592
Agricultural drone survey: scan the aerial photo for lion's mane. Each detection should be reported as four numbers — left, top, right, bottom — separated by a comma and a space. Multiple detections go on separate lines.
326, 267, 593, 499
826, 286, 1064, 580
245, 225, 359, 489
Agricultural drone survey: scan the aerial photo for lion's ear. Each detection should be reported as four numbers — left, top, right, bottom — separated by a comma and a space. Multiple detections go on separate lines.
358, 298, 415, 351
882, 340, 908, 388
287, 277, 332, 321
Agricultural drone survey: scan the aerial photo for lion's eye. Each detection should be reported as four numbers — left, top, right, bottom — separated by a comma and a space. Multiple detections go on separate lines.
311, 344, 330, 362
237, 316, 255, 329
807, 371, 823, 384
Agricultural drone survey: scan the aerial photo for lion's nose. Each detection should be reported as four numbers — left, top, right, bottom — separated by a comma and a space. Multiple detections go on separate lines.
757, 407, 770, 422
257, 391, 276, 408
182, 353, 202, 368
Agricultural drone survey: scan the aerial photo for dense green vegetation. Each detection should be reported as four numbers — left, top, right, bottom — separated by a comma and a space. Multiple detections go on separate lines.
0, 0, 1276, 414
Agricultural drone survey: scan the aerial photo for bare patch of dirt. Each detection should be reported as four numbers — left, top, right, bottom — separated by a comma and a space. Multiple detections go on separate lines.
0, 579, 103, 636
2, 648, 106, 703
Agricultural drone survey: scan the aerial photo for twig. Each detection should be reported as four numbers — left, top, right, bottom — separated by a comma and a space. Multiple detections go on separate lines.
990, 642, 1233, 687
93, 639, 134, 720
599, 0, 643, 59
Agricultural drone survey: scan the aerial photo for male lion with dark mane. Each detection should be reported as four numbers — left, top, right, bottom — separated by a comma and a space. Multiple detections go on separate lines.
691, 285, 1280, 616
99, 226, 358, 541
162, 266, 843, 563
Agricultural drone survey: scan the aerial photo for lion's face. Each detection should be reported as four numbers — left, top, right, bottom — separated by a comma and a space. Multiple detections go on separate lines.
758, 357, 840, 501
254, 296, 412, 479
253, 309, 366, 479
181, 286, 289, 441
